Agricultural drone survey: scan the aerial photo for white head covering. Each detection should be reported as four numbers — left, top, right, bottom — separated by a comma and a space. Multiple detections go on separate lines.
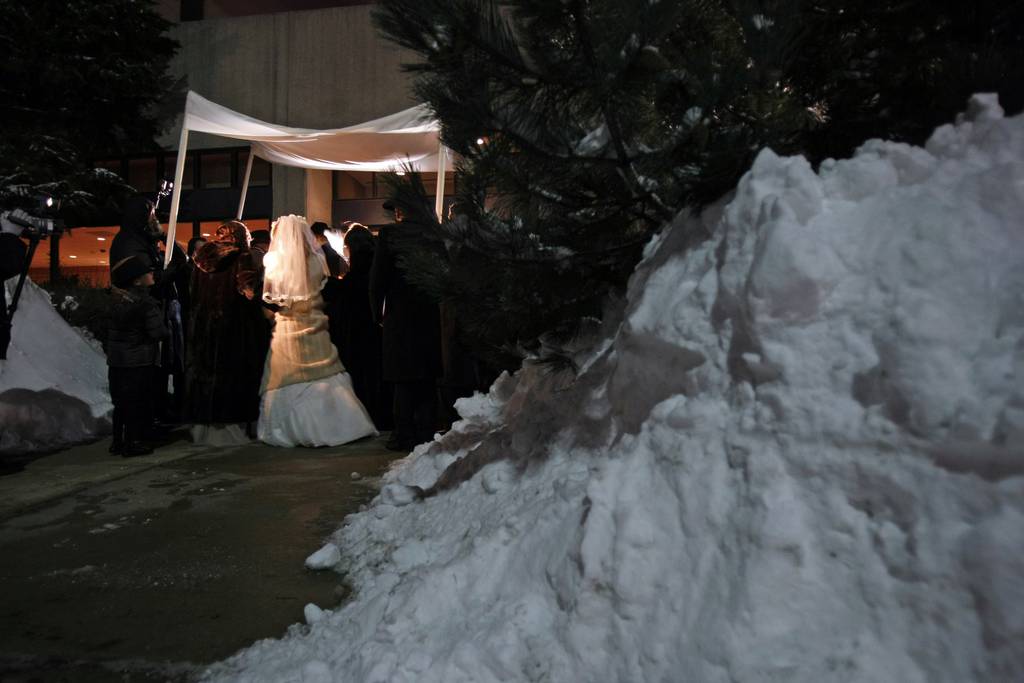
262, 214, 329, 305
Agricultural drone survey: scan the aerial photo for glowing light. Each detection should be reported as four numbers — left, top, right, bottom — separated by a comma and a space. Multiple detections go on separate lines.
202, 233, 211, 237
476, 137, 485, 145
96, 237, 106, 241
395, 170, 406, 176
68, 255, 77, 259
45, 197, 54, 207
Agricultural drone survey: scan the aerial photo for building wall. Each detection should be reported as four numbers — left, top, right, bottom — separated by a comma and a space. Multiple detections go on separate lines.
161, 4, 418, 219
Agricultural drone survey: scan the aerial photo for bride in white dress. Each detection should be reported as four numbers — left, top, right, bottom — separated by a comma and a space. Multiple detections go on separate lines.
257, 215, 377, 447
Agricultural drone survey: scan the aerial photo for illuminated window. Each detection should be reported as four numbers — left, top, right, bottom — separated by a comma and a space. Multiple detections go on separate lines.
197, 218, 271, 239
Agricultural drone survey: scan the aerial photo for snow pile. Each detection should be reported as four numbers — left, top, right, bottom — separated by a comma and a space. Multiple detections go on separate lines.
0, 277, 111, 454
205, 95, 1024, 682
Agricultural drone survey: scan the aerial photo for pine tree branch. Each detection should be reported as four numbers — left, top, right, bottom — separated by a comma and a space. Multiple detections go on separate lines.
569, 0, 675, 224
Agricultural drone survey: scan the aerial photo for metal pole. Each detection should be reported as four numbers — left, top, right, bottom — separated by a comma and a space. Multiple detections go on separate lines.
236, 146, 255, 220
434, 144, 447, 221
165, 125, 190, 267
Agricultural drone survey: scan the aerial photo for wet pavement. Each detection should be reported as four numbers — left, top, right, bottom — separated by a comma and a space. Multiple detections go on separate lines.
0, 432, 402, 682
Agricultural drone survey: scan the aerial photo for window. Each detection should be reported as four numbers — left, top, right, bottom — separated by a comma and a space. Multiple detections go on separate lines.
164, 154, 195, 190
238, 154, 271, 187
420, 172, 457, 196
333, 171, 457, 200
333, 171, 374, 199
196, 218, 272, 238
199, 152, 233, 189
127, 157, 159, 192
95, 159, 123, 177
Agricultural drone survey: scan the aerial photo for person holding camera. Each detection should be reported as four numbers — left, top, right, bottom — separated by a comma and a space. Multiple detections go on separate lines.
107, 255, 169, 457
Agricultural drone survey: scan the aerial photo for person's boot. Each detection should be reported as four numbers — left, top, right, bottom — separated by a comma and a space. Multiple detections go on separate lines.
122, 441, 154, 458
122, 424, 154, 458
384, 431, 415, 452
108, 418, 125, 455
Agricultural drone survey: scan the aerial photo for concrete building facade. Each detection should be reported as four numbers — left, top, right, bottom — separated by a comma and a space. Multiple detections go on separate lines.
164, 3, 420, 225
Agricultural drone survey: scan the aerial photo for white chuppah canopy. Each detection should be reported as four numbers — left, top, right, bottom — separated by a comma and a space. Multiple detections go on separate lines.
165, 91, 452, 265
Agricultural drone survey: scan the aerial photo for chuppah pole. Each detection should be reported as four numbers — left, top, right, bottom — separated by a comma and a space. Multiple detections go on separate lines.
165, 124, 190, 267
434, 144, 447, 221
237, 146, 255, 220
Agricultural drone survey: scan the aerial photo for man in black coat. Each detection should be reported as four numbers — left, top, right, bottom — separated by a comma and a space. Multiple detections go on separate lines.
333, 224, 390, 429
369, 202, 441, 451
109, 195, 186, 424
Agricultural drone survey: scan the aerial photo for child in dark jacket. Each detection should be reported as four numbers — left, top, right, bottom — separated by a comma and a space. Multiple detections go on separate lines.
108, 255, 168, 457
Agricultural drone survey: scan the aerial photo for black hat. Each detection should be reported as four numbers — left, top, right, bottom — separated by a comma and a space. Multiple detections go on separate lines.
249, 229, 271, 245
120, 194, 155, 234
111, 255, 154, 288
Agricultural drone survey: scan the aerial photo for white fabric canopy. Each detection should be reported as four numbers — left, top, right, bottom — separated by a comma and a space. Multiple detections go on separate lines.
165, 91, 451, 264
182, 91, 451, 172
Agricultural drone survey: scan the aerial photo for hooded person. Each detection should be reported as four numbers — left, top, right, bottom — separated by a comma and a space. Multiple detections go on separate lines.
184, 220, 269, 445
110, 194, 187, 424
257, 214, 376, 447
107, 254, 168, 457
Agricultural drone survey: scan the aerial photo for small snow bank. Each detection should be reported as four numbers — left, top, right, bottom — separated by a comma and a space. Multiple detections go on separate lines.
205, 95, 1024, 682
0, 277, 111, 454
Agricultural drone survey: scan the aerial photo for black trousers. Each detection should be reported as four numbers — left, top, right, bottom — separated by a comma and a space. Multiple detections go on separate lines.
0, 286, 9, 360
109, 365, 157, 444
392, 380, 438, 446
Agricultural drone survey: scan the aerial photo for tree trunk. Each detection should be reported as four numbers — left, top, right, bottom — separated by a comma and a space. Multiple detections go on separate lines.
48, 233, 60, 283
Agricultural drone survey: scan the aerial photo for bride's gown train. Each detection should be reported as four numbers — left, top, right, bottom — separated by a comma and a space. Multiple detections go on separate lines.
257, 216, 377, 447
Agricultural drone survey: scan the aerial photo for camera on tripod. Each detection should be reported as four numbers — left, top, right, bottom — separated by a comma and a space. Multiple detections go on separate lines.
4, 195, 66, 238
1, 194, 67, 360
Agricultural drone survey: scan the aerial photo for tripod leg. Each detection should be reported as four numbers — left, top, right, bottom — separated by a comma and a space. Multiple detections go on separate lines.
1, 235, 41, 359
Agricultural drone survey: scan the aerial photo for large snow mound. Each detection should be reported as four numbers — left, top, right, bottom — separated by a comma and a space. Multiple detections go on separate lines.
0, 277, 111, 454
205, 95, 1024, 682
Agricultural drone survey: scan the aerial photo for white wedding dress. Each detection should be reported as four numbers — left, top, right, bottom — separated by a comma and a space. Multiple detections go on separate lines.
257, 216, 377, 447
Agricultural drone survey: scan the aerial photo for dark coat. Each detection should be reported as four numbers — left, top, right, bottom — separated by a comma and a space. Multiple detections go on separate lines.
0, 233, 26, 280
110, 196, 186, 375
183, 240, 269, 424
110, 196, 184, 301
107, 285, 168, 368
328, 245, 390, 426
369, 223, 441, 383
321, 241, 347, 278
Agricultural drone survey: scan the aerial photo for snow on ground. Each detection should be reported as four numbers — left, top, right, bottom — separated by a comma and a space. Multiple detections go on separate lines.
204, 95, 1024, 682
0, 277, 111, 454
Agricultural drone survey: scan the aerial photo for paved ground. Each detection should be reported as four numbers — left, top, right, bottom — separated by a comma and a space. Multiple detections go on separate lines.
0, 431, 402, 682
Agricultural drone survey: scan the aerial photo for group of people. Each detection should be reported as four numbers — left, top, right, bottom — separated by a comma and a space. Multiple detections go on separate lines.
105, 194, 473, 457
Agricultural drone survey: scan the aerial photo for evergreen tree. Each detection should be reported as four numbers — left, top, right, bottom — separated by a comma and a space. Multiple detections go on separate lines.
0, 0, 180, 223
788, 0, 1024, 162
373, 0, 1023, 370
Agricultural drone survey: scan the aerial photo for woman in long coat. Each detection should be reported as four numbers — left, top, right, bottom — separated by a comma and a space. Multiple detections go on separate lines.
184, 221, 269, 444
